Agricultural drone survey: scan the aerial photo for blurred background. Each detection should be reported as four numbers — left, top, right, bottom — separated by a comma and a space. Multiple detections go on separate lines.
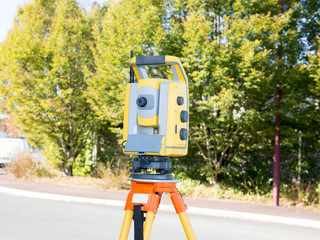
0, 0, 319, 209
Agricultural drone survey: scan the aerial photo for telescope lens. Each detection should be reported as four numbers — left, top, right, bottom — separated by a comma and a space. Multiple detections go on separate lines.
137, 97, 147, 107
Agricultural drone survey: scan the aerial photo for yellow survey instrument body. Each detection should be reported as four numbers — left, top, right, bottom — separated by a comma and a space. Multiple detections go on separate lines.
122, 55, 189, 157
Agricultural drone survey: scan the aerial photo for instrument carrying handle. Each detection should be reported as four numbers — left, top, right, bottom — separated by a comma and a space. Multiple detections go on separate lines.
130, 55, 188, 84
135, 55, 166, 66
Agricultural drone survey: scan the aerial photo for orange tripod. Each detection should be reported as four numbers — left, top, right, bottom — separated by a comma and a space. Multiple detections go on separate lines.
119, 180, 197, 240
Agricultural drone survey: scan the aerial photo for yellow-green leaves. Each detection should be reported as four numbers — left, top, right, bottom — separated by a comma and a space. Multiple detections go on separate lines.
0, 0, 94, 175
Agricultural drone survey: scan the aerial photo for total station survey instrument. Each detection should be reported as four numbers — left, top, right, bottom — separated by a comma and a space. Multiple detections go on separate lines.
119, 52, 197, 240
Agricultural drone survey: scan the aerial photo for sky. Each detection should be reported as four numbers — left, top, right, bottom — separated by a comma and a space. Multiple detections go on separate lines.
0, 0, 31, 42
0, 0, 107, 43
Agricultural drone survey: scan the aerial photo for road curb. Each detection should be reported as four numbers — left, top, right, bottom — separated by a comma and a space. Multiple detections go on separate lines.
0, 186, 125, 207
0, 186, 319, 229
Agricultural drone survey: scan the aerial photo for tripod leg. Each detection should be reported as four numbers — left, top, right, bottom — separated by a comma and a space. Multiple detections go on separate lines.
143, 212, 155, 240
171, 188, 197, 240
119, 210, 133, 240
133, 205, 144, 240
178, 211, 197, 240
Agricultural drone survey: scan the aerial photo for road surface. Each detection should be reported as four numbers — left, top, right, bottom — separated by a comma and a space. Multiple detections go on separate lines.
0, 193, 319, 240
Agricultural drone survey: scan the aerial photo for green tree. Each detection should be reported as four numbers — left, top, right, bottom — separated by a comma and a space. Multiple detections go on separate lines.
181, 3, 280, 184
0, 0, 95, 175
0, 0, 318, 193
160, 0, 320, 188
81, 0, 168, 168
85, 0, 166, 126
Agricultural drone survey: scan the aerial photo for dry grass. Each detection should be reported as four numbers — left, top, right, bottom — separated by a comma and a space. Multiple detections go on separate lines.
8, 151, 54, 179
30, 170, 130, 191
27, 161, 130, 191
96, 162, 130, 190
8, 152, 130, 191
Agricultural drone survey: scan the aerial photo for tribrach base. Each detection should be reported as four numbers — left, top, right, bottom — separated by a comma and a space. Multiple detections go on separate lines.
119, 179, 197, 240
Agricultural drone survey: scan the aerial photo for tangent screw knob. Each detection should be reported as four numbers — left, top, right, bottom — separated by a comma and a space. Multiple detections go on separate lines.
177, 96, 184, 105
180, 128, 188, 140
180, 111, 188, 122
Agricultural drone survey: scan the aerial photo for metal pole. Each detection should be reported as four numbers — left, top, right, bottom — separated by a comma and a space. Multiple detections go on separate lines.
273, 88, 281, 206
273, 0, 284, 207
298, 131, 302, 186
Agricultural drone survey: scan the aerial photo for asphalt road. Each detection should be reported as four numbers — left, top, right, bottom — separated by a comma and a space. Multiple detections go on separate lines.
0, 193, 319, 240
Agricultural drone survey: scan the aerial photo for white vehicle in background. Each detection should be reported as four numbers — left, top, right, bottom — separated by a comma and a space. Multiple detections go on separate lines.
0, 138, 41, 168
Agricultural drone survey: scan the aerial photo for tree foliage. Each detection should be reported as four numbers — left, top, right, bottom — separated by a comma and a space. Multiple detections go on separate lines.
0, 0, 319, 195
0, 0, 95, 175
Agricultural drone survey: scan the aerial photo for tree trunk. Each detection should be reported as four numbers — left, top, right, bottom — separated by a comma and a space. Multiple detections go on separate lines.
212, 173, 218, 185
92, 131, 98, 168
64, 165, 73, 176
